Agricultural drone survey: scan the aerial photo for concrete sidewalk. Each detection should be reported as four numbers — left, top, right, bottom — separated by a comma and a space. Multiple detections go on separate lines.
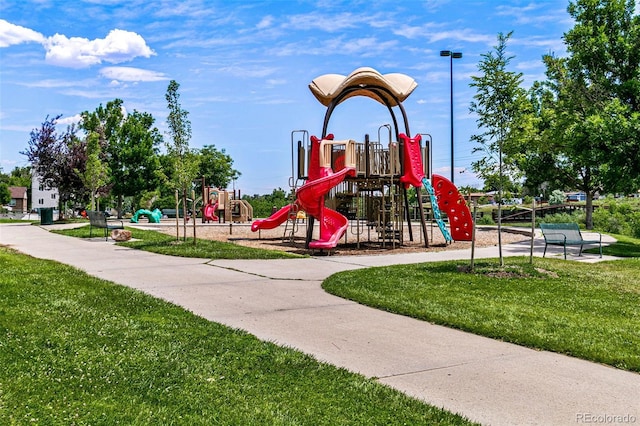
1, 223, 637, 425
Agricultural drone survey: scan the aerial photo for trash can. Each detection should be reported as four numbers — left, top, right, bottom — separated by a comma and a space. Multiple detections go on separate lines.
40, 207, 54, 225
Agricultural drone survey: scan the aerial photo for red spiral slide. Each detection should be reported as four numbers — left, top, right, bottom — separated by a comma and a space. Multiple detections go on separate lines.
295, 167, 356, 250
203, 202, 219, 222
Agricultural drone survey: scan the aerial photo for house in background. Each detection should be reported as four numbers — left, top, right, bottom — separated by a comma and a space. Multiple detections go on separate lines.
31, 174, 58, 212
566, 191, 587, 202
8, 186, 28, 212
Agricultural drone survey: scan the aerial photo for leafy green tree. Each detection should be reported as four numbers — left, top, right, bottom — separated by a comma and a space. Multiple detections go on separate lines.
566, 0, 640, 193
165, 80, 200, 240
112, 110, 163, 214
243, 188, 291, 218
21, 115, 87, 218
469, 32, 530, 266
76, 129, 109, 211
0, 167, 32, 208
197, 145, 240, 190
524, 0, 640, 228
7, 166, 32, 187
0, 183, 10, 205
81, 99, 163, 217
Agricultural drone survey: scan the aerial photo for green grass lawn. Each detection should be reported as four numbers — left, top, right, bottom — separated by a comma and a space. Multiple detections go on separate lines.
587, 233, 640, 257
0, 246, 473, 425
0, 218, 38, 224
53, 225, 305, 259
323, 256, 640, 372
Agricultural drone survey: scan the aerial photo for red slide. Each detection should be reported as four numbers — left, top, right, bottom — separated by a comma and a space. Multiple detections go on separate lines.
432, 174, 473, 241
296, 166, 356, 249
203, 202, 219, 222
310, 207, 348, 250
251, 205, 294, 231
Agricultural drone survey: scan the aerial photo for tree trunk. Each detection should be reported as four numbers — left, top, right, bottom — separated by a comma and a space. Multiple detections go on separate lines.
174, 190, 179, 241
585, 191, 594, 230
182, 188, 187, 242
117, 194, 123, 219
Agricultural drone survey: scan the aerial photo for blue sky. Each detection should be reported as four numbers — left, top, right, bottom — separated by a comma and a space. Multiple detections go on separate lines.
1, 0, 577, 195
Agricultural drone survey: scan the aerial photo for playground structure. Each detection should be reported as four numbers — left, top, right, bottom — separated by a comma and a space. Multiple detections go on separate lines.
251, 67, 473, 252
130, 208, 162, 223
202, 187, 253, 223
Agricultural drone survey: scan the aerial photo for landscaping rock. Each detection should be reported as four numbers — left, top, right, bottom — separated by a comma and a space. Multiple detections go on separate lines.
111, 229, 132, 241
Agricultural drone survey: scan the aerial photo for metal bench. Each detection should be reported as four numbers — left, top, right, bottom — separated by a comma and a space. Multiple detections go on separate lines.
87, 210, 124, 241
539, 222, 602, 259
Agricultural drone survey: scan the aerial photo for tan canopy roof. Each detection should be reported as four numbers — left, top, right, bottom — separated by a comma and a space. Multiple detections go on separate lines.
308, 67, 418, 107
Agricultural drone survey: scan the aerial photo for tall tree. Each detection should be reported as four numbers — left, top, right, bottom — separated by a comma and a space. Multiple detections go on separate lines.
111, 110, 163, 215
76, 128, 109, 211
0, 183, 10, 206
197, 144, 240, 190
81, 99, 163, 217
469, 32, 529, 266
80, 100, 123, 214
165, 80, 200, 240
564, 0, 640, 194
7, 166, 32, 187
523, 0, 640, 228
21, 115, 87, 218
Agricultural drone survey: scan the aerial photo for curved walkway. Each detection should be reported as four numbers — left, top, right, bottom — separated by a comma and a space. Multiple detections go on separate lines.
1, 223, 637, 426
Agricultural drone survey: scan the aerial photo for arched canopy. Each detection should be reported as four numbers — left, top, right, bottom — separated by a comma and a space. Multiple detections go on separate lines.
309, 67, 417, 107
309, 67, 417, 139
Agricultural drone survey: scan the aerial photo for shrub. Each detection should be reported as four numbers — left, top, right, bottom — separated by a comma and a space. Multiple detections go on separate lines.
476, 214, 495, 225
539, 211, 586, 227
593, 199, 640, 237
548, 189, 565, 205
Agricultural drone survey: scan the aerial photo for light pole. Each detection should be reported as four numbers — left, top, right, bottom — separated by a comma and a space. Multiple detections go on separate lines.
440, 50, 462, 183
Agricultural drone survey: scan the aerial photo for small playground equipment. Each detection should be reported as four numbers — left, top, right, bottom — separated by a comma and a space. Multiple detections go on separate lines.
130, 208, 162, 223
202, 199, 219, 222
202, 186, 253, 223
251, 67, 473, 252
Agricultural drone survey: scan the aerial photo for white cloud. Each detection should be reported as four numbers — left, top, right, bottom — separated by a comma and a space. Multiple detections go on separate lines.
21, 78, 96, 88
496, 3, 565, 25
0, 19, 45, 47
286, 11, 378, 32
100, 66, 168, 82
427, 29, 494, 44
256, 15, 274, 29
217, 65, 277, 78
57, 114, 82, 126
43, 29, 155, 68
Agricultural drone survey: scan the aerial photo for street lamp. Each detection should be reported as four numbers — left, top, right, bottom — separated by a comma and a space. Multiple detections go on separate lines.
440, 50, 462, 183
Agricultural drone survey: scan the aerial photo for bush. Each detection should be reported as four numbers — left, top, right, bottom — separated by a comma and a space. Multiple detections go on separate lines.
539, 211, 586, 227
593, 200, 640, 238
476, 214, 495, 225
548, 189, 565, 205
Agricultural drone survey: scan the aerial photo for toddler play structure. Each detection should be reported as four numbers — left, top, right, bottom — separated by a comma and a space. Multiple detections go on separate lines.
251, 67, 473, 251
202, 187, 253, 223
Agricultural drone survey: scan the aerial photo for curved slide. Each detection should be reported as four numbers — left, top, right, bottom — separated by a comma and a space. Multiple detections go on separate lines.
309, 207, 348, 250
421, 177, 453, 243
432, 174, 473, 241
399, 133, 473, 242
251, 205, 292, 231
203, 202, 219, 222
296, 167, 356, 250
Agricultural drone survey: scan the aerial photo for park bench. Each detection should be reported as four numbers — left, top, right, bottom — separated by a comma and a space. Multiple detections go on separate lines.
87, 210, 124, 241
539, 222, 602, 259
